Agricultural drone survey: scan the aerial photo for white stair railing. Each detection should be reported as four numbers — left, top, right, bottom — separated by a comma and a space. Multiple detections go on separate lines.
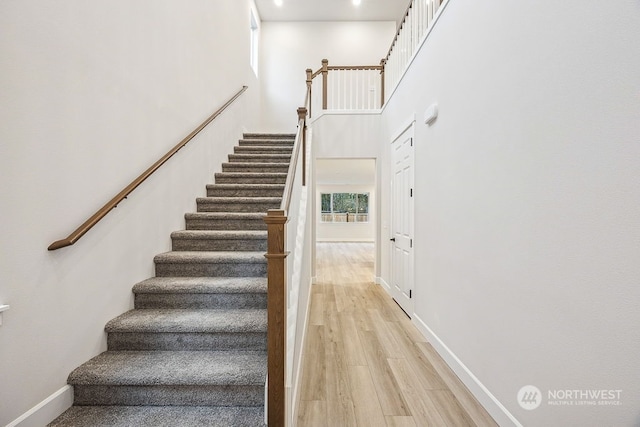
384, 0, 444, 100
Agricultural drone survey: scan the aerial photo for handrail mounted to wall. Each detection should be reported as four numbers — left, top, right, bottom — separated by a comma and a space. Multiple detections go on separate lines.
47, 86, 248, 251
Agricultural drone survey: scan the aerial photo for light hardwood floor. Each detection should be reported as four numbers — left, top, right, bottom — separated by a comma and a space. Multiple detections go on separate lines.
296, 242, 498, 427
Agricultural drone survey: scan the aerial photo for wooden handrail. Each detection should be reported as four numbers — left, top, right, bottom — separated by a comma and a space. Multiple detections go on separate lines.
280, 113, 306, 213
327, 65, 383, 71
48, 85, 249, 251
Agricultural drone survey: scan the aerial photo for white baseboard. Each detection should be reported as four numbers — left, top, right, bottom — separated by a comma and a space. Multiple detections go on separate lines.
7, 385, 73, 427
412, 314, 522, 427
375, 276, 391, 292
316, 238, 375, 243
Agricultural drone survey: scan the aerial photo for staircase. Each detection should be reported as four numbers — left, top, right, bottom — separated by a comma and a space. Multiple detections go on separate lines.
49, 133, 295, 427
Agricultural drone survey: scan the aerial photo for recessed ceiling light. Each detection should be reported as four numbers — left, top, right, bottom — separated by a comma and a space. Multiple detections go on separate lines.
353, 0, 361, 5
274, 0, 283, 6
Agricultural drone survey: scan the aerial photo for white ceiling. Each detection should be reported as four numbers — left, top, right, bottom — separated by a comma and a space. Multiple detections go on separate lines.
254, 0, 408, 24
316, 158, 376, 185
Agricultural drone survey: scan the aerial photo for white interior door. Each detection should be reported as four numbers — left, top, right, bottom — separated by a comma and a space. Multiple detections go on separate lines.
391, 128, 414, 316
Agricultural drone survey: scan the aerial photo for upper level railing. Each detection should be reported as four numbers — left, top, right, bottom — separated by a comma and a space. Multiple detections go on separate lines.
307, 60, 384, 118
384, 0, 444, 100
47, 86, 248, 251
305, 0, 445, 119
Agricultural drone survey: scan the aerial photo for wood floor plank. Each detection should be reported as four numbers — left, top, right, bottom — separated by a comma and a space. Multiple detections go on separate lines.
417, 342, 499, 427
309, 291, 324, 326
427, 390, 475, 427
347, 365, 387, 427
297, 400, 326, 427
384, 320, 448, 390
333, 284, 349, 312
385, 416, 417, 427
359, 330, 410, 416
370, 316, 405, 359
338, 312, 368, 366
300, 325, 326, 401
387, 358, 448, 427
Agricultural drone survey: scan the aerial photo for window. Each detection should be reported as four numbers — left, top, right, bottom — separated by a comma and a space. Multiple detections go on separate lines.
320, 193, 369, 223
249, 10, 259, 76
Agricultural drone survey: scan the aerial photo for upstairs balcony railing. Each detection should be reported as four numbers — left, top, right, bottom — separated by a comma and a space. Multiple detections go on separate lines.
304, 0, 445, 119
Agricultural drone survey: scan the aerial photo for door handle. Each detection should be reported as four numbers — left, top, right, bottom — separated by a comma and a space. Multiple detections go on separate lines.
390, 238, 396, 242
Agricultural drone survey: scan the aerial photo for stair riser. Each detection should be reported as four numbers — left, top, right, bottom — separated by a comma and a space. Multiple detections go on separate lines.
206, 187, 284, 197
243, 133, 295, 140
228, 155, 291, 164
215, 174, 286, 184
222, 165, 290, 173
172, 238, 267, 252
108, 333, 266, 352
134, 293, 267, 310
238, 140, 294, 146
197, 202, 281, 213
73, 385, 264, 406
185, 218, 267, 231
155, 263, 267, 277
234, 147, 293, 154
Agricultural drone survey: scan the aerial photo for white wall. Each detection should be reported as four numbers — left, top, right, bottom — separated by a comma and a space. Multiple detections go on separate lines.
379, 0, 640, 426
259, 21, 395, 131
0, 1, 259, 425
317, 184, 375, 242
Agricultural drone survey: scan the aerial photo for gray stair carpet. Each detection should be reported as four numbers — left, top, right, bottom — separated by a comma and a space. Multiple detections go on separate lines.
49, 133, 294, 427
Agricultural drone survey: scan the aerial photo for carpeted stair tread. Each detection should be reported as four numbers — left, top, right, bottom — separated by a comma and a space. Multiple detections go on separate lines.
222, 162, 290, 168
206, 183, 285, 190
228, 154, 291, 163
133, 277, 267, 294
154, 251, 266, 264
185, 212, 266, 220
105, 309, 266, 333
238, 139, 294, 146
196, 197, 281, 213
184, 212, 267, 231
243, 132, 295, 139
171, 230, 267, 240
221, 163, 290, 173
196, 196, 282, 203
206, 183, 285, 197
234, 145, 293, 153
154, 251, 267, 277
48, 406, 265, 427
68, 351, 267, 386
214, 172, 287, 184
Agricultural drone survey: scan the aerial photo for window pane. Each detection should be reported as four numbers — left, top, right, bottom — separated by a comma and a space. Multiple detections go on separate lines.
321, 194, 331, 212
357, 193, 369, 213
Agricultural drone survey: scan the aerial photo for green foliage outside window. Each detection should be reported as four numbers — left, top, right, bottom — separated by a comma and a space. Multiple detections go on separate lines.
320, 193, 369, 222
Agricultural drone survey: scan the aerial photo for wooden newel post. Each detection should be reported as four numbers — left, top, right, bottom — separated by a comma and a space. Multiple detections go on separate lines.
264, 209, 288, 427
321, 59, 329, 110
297, 107, 307, 186
380, 58, 386, 108
306, 68, 313, 117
